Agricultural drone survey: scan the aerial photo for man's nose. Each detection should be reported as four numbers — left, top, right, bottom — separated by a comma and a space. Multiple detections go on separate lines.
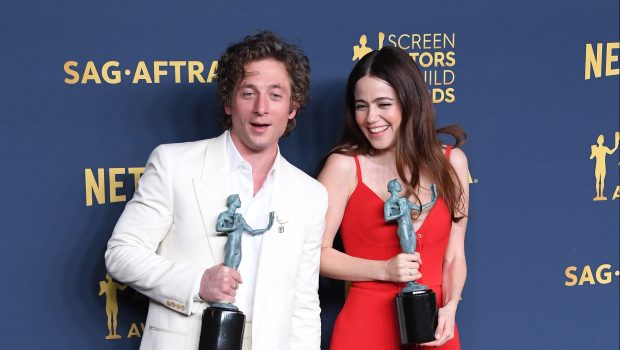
253, 94, 269, 116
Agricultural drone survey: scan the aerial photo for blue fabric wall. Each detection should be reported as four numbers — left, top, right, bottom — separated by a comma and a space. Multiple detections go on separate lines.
0, 0, 618, 349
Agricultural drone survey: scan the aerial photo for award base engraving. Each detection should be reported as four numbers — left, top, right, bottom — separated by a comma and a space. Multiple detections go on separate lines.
199, 306, 245, 350
395, 289, 438, 345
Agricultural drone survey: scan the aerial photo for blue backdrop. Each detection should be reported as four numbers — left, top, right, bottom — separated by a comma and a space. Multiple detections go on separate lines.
0, 0, 618, 349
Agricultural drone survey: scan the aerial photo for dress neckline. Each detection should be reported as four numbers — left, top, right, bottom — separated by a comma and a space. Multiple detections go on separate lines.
355, 180, 439, 234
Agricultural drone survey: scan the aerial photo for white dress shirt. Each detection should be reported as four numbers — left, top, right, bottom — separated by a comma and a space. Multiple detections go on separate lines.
225, 132, 279, 320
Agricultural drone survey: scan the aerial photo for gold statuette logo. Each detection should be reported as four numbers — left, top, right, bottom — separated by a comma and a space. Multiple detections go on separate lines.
352, 33, 385, 61
99, 274, 127, 339
590, 131, 619, 201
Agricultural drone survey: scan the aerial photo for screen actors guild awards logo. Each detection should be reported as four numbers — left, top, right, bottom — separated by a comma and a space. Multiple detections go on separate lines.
352, 33, 385, 61
99, 273, 127, 339
590, 132, 619, 201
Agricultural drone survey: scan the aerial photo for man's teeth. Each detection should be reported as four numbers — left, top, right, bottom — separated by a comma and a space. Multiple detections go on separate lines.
370, 126, 389, 133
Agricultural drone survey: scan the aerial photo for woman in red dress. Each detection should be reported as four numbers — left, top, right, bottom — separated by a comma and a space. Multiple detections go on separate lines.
318, 46, 469, 349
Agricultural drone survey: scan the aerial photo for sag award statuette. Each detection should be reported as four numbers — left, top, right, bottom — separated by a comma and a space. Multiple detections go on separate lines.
199, 194, 274, 350
384, 179, 439, 345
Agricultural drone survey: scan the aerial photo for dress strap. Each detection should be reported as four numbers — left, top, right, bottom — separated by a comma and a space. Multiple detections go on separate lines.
445, 145, 452, 159
353, 155, 363, 182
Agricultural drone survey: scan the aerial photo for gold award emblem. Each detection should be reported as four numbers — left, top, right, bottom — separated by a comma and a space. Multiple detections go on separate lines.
99, 273, 127, 339
590, 132, 619, 201
352, 33, 385, 61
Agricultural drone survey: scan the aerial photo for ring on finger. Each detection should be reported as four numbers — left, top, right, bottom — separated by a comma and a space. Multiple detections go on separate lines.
409, 270, 415, 276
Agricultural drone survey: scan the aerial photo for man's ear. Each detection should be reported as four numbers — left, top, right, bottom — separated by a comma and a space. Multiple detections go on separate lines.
288, 103, 298, 120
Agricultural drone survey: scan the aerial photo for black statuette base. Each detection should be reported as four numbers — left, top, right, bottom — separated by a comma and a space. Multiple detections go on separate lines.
199, 306, 245, 350
395, 289, 438, 345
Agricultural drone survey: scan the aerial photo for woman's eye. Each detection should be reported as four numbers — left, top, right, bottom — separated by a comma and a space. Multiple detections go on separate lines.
355, 104, 367, 111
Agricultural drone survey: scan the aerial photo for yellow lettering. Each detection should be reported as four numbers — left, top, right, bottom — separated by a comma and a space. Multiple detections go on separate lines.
418, 52, 433, 68
585, 43, 603, 80
109, 168, 126, 203
595, 264, 612, 284
398, 34, 410, 49
444, 88, 455, 103
445, 51, 456, 67
169, 61, 187, 83
388, 34, 398, 47
435, 52, 446, 67
433, 33, 443, 48
127, 323, 142, 338
607, 42, 619, 76
444, 33, 456, 49
81, 61, 102, 84
188, 61, 206, 83
85, 168, 105, 206
153, 61, 168, 83
578, 265, 595, 285
432, 88, 444, 103
102, 61, 121, 84
133, 61, 153, 84
64, 61, 79, 84
411, 34, 421, 50
564, 266, 578, 286
422, 34, 431, 49
444, 70, 455, 85
613, 185, 619, 200
206, 61, 218, 83
127, 167, 145, 189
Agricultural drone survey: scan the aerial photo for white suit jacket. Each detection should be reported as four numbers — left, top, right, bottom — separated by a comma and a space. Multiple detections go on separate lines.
105, 131, 327, 350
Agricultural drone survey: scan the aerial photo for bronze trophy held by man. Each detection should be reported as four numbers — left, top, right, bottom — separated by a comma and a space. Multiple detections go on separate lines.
199, 194, 274, 350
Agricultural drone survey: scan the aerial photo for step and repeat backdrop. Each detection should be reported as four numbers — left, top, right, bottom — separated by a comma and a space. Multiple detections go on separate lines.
0, 0, 618, 349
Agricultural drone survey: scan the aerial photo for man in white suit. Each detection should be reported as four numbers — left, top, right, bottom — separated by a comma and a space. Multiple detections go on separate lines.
105, 31, 327, 350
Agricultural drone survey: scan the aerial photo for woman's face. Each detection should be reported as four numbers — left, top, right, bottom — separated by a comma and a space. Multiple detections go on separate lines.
353, 75, 403, 151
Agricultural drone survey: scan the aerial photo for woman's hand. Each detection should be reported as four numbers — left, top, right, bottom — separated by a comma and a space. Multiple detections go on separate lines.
421, 301, 458, 346
383, 252, 422, 282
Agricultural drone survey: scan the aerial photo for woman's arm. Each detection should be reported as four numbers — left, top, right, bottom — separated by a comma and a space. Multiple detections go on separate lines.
318, 153, 421, 282
424, 147, 469, 346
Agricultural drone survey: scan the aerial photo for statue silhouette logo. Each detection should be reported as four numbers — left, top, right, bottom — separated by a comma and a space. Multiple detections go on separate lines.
590, 131, 619, 201
352, 32, 386, 61
99, 273, 127, 339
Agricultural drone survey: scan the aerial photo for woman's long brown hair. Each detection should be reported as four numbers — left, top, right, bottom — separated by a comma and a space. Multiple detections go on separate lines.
322, 46, 467, 222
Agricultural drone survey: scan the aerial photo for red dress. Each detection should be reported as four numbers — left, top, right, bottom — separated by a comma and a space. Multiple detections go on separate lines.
330, 150, 461, 350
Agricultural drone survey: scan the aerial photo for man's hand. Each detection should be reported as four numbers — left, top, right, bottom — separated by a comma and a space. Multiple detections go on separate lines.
198, 264, 243, 303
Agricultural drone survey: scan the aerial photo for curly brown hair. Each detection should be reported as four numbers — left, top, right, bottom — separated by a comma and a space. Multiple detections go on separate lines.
215, 31, 310, 136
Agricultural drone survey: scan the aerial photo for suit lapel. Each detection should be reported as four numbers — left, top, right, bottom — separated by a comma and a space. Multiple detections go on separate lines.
192, 131, 231, 266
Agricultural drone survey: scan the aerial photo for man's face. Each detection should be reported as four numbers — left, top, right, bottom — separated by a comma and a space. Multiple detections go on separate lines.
225, 58, 297, 156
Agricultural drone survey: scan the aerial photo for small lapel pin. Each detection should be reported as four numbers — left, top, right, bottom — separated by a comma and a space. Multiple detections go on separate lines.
276, 215, 288, 233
